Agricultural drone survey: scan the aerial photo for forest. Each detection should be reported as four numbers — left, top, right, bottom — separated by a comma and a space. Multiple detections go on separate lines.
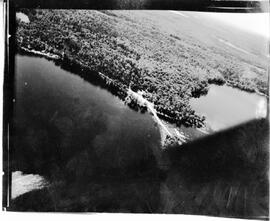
16, 9, 268, 128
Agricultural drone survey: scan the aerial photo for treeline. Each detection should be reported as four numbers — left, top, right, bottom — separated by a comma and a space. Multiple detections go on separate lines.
16, 10, 268, 128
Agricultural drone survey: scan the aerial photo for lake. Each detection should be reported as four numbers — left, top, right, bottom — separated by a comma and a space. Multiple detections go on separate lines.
12, 54, 163, 201
190, 84, 267, 132
10, 54, 268, 215
13, 54, 267, 188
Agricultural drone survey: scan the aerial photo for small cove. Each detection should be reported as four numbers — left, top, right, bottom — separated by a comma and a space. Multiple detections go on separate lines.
190, 84, 267, 132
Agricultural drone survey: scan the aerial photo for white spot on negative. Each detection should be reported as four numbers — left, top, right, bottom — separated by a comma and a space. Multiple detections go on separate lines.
256, 98, 267, 119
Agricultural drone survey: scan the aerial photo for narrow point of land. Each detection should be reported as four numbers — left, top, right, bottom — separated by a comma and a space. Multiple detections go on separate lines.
127, 88, 187, 147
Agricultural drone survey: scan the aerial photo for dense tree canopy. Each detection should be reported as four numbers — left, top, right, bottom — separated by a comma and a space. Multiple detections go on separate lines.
16, 10, 268, 128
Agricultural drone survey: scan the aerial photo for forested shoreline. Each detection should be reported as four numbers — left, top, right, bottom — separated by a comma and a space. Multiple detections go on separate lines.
16, 9, 268, 128
10, 10, 269, 217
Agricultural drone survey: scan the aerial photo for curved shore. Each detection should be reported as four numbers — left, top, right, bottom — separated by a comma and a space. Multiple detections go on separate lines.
15, 9, 268, 139
18, 47, 205, 125
18, 47, 189, 147
17, 46, 267, 148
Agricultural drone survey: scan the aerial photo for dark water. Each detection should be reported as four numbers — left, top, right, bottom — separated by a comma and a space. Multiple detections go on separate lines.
13, 54, 162, 166
14, 54, 161, 162
12, 54, 164, 211
190, 84, 267, 132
